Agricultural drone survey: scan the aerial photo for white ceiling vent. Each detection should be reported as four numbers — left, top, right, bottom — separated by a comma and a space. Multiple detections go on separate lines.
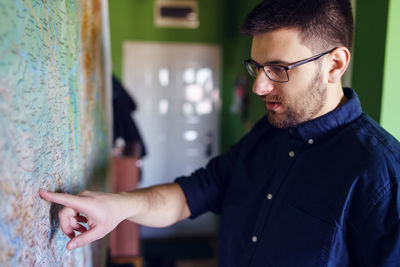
155, 0, 199, 28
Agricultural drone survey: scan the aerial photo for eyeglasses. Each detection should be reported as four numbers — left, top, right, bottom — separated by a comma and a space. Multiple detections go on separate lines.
244, 47, 337, 83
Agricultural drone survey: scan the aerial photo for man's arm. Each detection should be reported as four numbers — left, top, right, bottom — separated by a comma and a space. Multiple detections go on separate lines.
122, 183, 191, 226
39, 183, 190, 250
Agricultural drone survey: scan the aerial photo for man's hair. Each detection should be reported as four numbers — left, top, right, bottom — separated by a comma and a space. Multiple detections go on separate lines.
241, 0, 354, 52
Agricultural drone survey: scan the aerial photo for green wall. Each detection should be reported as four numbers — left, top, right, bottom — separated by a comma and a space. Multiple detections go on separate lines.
381, 0, 400, 140
352, 0, 389, 122
352, 0, 399, 139
219, 0, 264, 151
109, 0, 399, 152
109, 0, 264, 152
109, 0, 224, 80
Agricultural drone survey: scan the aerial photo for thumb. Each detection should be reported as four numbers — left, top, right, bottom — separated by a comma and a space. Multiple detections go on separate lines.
66, 226, 105, 250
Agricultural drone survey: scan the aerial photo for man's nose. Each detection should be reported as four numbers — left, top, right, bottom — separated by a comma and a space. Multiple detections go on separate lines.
252, 71, 274, 96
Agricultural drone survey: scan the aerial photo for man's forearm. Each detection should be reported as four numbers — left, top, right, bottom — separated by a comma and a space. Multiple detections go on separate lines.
120, 182, 191, 227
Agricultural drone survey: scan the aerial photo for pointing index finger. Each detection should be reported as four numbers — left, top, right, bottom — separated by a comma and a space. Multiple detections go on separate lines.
39, 189, 89, 213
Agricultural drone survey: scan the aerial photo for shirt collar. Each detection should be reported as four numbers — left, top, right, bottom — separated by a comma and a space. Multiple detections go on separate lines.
290, 88, 362, 141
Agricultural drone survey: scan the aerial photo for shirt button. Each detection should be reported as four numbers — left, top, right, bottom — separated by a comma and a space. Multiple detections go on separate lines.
308, 139, 314, 144
252, 236, 258, 243
267, 194, 273, 200
289, 151, 295, 157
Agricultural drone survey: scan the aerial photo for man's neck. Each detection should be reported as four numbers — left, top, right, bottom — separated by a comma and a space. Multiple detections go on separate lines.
312, 83, 347, 120
327, 82, 347, 111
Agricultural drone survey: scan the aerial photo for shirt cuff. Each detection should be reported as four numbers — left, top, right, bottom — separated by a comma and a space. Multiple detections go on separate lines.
175, 175, 209, 219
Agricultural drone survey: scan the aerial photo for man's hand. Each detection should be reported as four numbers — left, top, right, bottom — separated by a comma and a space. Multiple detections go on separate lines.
39, 183, 190, 250
39, 189, 125, 250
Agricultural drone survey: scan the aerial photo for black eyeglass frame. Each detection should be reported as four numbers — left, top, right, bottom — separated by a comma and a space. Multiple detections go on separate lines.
244, 47, 337, 83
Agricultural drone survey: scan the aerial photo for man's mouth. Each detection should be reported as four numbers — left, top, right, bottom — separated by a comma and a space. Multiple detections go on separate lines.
266, 101, 282, 111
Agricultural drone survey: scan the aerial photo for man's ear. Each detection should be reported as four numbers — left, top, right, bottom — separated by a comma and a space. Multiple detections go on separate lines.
327, 47, 351, 84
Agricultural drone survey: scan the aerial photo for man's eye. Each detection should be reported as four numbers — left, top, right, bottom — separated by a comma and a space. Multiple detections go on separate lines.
268, 66, 284, 72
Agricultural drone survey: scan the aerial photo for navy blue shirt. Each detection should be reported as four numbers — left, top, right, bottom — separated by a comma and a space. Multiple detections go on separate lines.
176, 88, 400, 267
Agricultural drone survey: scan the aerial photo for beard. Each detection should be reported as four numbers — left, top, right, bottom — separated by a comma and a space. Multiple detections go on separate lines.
267, 67, 327, 128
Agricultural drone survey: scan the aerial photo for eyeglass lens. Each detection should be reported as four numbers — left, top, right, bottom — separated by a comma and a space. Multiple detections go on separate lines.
264, 66, 288, 82
245, 61, 288, 82
245, 61, 259, 77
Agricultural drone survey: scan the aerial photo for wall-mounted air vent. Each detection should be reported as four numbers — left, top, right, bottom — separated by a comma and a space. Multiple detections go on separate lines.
155, 0, 199, 28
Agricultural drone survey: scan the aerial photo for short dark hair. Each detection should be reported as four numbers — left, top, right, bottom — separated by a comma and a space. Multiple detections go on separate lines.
241, 0, 354, 52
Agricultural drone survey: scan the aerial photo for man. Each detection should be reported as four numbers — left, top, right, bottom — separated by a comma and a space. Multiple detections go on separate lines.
40, 0, 400, 266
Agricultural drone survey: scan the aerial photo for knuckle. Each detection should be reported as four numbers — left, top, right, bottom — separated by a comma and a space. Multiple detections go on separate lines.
58, 207, 71, 217
58, 208, 75, 225
59, 223, 71, 235
79, 190, 90, 196
58, 209, 64, 217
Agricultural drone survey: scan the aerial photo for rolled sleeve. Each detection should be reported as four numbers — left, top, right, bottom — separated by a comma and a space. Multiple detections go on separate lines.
175, 155, 230, 219
175, 170, 214, 219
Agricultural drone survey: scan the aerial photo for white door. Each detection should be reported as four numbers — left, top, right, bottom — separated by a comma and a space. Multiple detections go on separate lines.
123, 41, 220, 238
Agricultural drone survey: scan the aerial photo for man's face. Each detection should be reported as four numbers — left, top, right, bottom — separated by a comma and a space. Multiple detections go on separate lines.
250, 28, 328, 128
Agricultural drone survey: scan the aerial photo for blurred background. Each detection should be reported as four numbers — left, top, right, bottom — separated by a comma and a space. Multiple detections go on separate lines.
107, 0, 400, 266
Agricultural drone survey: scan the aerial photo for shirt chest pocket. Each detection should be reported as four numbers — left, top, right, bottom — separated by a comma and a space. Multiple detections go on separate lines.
256, 202, 337, 266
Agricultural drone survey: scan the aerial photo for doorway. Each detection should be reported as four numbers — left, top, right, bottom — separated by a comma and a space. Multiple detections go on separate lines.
123, 41, 221, 238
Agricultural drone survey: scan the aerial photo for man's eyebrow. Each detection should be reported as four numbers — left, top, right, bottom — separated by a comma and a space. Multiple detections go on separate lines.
262, 59, 291, 65
250, 58, 291, 65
